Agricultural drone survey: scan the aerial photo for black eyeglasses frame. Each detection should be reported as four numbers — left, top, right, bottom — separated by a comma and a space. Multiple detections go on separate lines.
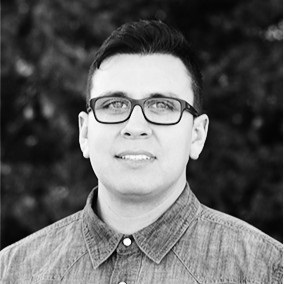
87, 95, 199, 125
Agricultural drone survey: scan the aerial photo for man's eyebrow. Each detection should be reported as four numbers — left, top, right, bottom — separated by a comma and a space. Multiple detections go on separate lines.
98, 91, 178, 99
149, 92, 178, 99
99, 91, 128, 98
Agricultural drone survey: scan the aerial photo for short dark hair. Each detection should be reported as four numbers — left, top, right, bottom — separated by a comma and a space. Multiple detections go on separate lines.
86, 20, 203, 113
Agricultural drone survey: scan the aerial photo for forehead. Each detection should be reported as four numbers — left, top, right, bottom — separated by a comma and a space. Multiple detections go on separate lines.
91, 54, 194, 102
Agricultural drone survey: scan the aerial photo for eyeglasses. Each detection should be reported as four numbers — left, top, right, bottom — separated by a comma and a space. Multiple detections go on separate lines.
87, 95, 199, 125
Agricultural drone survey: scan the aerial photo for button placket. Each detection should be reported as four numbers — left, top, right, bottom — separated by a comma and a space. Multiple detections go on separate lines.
110, 236, 141, 284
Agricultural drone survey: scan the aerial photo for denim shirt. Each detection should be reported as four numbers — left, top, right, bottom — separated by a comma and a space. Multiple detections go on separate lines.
1, 184, 282, 284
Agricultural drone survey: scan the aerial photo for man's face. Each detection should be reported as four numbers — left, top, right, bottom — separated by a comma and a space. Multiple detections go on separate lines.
79, 54, 208, 201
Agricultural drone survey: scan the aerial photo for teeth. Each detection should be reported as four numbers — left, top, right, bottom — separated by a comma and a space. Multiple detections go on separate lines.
120, 155, 152, 161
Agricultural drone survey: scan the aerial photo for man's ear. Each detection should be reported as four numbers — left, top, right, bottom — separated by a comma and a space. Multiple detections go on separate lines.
78, 112, 90, 159
189, 114, 209, 160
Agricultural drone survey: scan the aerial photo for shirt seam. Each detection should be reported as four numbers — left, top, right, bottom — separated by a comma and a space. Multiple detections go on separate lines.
31, 249, 88, 282
172, 205, 282, 283
172, 249, 202, 283
200, 206, 282, 250
135, 253, 147, 282
1, 211, 83, 254
271, 260, 283, 283
60, 250, 89, 280
168, 250, 266, 284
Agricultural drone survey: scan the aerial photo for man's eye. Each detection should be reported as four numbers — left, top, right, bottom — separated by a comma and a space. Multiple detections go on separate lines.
102, 100, 128, 109
156, 102, 172, 109
150, 100, 175, 111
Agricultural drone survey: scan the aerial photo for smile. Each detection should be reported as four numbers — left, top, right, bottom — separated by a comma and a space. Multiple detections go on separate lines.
119, 154, 153, 161
115, 151, 156, 161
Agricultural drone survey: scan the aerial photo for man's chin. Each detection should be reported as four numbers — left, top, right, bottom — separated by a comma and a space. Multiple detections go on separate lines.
116, 185, 155, 197
106, 181, 162, 201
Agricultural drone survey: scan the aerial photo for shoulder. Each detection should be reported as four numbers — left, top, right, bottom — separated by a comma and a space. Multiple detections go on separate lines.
1, 211, 83, 255
0, 211, 85, 282
199, 205, 282, 249
173, 204, 282, 283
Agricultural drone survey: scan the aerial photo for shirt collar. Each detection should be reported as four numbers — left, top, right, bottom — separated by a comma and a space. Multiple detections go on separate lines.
82, 183, 201, 268
133, 183, 201, 263
82, 189, 123, 269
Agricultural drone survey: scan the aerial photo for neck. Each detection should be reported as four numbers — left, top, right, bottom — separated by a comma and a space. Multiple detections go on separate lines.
96, 179, 186, 234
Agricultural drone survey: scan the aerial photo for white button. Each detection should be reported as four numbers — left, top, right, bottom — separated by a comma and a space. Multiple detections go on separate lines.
118, 282, 126, 284
123, 237, 132, 247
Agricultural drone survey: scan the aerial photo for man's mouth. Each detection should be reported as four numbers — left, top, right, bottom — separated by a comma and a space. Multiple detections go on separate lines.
117, 154, 153, 161
115, 152, 156, 161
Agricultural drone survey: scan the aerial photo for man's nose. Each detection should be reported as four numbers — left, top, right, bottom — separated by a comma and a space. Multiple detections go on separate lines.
120, 106, 152, 138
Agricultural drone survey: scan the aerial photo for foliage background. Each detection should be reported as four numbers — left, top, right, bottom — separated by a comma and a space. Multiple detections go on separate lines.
1, 0, 282, 248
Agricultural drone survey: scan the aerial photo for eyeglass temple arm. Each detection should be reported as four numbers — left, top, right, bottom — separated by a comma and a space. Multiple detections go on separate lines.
185, 102, 199, 117
86, 103, 91, 113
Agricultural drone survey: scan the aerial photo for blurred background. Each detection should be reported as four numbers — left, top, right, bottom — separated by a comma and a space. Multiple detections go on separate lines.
1, 0, 282, 248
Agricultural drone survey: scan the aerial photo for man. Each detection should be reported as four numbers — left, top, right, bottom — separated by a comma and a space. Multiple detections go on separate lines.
1, 20, 282, 283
